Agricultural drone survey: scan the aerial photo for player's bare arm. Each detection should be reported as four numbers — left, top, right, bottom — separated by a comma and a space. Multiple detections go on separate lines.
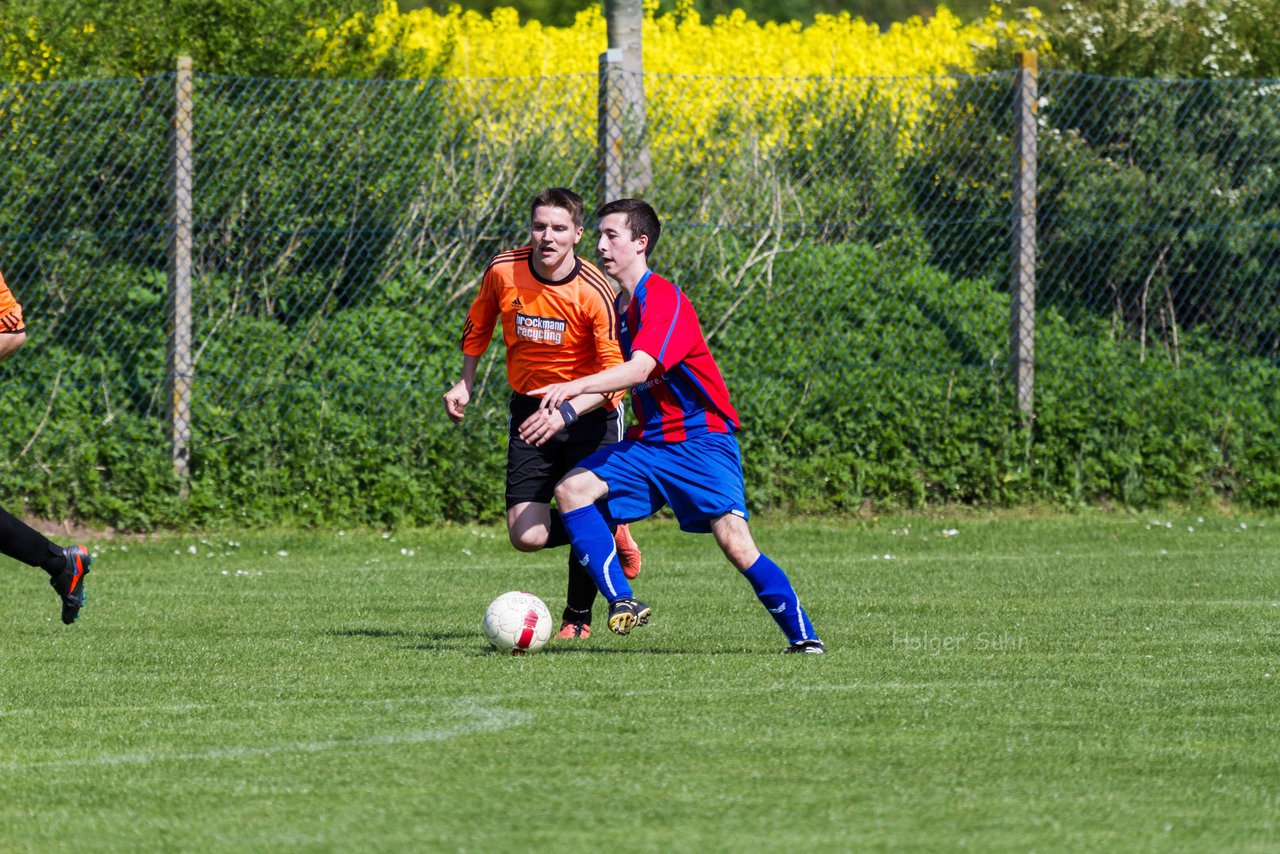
0, 331, 26, 363
443, 353, 481, 424
531, 351, 658, 412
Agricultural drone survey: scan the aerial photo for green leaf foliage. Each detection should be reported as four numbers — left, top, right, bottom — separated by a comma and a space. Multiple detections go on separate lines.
0, 0, 382, 78
1044, 0, 1280, 78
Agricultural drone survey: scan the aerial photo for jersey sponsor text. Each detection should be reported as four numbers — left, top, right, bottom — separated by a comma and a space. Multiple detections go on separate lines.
514, 312, 567, 344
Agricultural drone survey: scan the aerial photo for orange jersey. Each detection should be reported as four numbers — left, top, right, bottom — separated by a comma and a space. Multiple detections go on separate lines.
0, 270, 25, 333
461, 247, 624, 405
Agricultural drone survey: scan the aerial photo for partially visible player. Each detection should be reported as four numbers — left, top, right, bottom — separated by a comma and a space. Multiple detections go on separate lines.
530, 199, 824, 652
443, 188, 642, 639
0, 268, 92, 624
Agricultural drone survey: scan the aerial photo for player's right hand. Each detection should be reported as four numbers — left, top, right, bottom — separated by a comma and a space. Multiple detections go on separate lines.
443, 381, 470, 423
517, 406, 566, 448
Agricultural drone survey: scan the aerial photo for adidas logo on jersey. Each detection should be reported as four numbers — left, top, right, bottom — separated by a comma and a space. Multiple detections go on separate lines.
512, 297, 524, 310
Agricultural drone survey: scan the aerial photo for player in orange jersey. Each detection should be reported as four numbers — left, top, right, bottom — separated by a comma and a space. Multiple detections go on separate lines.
443, 188, 642, 639
0, 268, 27, 359
0, 268, 93, 624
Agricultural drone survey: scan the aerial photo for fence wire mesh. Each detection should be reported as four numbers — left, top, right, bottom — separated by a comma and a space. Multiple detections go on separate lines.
1, 65, 1277, 523
1038, 71, 1280, 367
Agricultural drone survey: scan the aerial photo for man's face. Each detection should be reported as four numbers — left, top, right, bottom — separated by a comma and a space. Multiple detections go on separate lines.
529, 205, 582, 275
596, 212, 645, 280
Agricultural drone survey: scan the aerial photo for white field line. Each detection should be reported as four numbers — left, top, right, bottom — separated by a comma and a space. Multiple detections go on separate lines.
0, 694, 512, 718
0, 698, 530, 772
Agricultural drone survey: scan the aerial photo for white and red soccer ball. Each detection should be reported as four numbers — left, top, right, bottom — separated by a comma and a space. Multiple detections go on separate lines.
482, 591, 552, 655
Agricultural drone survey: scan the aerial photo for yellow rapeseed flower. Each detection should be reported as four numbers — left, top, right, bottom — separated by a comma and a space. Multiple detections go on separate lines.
302, 3, 1047, 165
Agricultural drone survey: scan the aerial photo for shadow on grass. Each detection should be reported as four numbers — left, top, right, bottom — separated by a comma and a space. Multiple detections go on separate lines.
538, 645, 760, 656
333, 627, 473, 643
332, 626, 760, 656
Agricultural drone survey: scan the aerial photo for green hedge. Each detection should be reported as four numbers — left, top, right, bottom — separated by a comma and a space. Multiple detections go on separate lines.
3, 238, 1275, 530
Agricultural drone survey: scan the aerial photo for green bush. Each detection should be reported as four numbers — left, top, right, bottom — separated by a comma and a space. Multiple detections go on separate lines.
3, 233, 1276, 529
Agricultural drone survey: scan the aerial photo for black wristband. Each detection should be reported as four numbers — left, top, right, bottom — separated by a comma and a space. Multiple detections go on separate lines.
558, 401, 579, 427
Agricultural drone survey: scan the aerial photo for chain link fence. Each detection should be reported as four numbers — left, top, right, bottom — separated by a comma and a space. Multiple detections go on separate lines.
1038, 72, 1280, 365
1, 63, 1277, 525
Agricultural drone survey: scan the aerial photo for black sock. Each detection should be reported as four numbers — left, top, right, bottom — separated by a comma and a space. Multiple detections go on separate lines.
0, 508, 65, 575
564, 553, 598, 618
546, 509, 570, 549
561, 605, 591, 623
40, 543, 67, 575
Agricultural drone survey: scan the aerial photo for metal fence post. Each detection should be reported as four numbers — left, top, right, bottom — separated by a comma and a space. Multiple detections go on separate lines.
597, 0, 650, 203
1011, 50, 1038, 423
167, 55, 194, 493
598, 48, 625, 204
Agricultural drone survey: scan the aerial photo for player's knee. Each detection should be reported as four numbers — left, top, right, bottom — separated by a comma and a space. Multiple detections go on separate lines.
712, 516, 759, 570
508, 528, 546, 553
723, 543, 759, 572
554, 470, 600, 511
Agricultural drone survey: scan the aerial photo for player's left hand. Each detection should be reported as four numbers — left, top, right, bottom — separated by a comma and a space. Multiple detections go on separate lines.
530, 380, 582, 412
517, 407, 567, 447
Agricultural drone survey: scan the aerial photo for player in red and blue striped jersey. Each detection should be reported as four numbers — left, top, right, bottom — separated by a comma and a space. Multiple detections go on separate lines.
617, 264, 739, 443
527, 199, 824, 653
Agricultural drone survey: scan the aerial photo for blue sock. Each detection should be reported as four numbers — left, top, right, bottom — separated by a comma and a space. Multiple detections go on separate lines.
561, 505, 632, 602
741, 554, 818, 645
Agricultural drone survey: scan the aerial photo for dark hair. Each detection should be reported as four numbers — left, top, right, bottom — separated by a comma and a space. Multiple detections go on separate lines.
596, 198, 660, 259
530, 187, 586, 229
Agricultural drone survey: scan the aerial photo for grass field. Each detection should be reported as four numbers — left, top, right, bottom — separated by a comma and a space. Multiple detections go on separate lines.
2, 512, 1277, 852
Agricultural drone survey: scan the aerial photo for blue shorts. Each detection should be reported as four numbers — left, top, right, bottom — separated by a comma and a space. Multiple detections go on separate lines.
576, 431, 749, 534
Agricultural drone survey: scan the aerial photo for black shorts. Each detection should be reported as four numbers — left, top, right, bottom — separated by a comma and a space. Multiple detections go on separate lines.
505, 393, 624, 508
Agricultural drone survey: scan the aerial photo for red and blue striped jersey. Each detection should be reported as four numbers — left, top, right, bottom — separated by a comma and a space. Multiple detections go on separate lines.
620, 271, 740, 442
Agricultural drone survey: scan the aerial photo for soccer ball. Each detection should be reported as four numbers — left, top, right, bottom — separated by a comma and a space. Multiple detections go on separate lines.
482, 591, 553, 655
